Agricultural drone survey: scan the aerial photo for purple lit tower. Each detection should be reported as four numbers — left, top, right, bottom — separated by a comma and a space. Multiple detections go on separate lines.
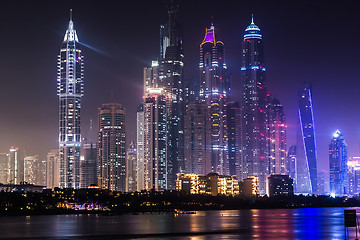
199, 23, 230, 175
57, 11, 84, 189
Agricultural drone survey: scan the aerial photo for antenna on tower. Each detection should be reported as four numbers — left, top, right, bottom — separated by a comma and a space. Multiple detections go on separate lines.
251, 14, 254, 24
70, 9, 73, 21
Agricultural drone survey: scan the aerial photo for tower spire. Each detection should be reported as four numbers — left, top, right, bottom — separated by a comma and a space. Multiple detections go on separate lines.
70, 9, 73, 22
251, 14, 254, 24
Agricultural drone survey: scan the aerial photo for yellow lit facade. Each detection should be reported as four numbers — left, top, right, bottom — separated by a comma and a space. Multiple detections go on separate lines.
176, 172, 239, 196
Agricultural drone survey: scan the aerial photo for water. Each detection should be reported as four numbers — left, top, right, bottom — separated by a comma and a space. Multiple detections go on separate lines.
0, 207, 357, 239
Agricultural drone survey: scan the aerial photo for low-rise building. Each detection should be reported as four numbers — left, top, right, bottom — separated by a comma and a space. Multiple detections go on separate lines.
176, 172, 239, 196
266, 174, 294, 197
239, 176, 259, 197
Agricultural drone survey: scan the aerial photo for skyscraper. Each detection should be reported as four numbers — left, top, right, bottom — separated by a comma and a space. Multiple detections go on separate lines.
199, 23, 230, 175
57, 11, 84, 189
24, 155, 38, 184
227, 101, 242, 180
241, 16, 269, 194
329, 130, 348, 196
8, 147, 23, 184
348, 157, 360, 196
46, 149, 60, 189
126, 141, 137, 192
298, 83, 318, 194
286, 145, 297, 185
136, 104, 145, 191
97, 102, 126, 192
269, 98, 287, 175
184, 102, 211, 175
157, 2, 184, 188
143, 88, 167, 190
80, 143, 97, 188
0, 153, 9, 184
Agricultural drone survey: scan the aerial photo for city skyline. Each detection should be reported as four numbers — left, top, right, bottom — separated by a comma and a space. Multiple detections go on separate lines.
0, 1, 359, 175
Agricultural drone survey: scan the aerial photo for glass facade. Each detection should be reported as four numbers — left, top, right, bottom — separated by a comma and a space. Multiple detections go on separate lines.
298, 83, 318, 194
329, 130, 348, 196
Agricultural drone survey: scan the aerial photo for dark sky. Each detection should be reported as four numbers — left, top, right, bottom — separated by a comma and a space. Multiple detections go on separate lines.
0, 1, 359, 173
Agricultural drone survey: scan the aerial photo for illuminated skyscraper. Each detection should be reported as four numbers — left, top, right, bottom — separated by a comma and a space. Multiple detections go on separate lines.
199, 23, 230, 175
227, 102, 242, 180
46, 149, 60, 189
97, 102, 126, 192
126, 141, 137, 192
24, 155, 38, 184
57, 11, 84, 189
136, 104, 145, 191
8, 147, 23, 184
286, 145, 296, 184
157, 2, 184, 189
241, 16, 269, 194
143, 61, 159, 94
80, 143, 97, 188
0, 153, 9, 184
297, 83, 318, 194
329, 130, 348, 196
184, 102, 211, 175
143, 88, 167, 190
269, 98, 287, 175
348, 157, 360, 195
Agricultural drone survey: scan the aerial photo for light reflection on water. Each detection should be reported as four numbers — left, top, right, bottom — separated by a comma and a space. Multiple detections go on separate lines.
0, 207, 358, 239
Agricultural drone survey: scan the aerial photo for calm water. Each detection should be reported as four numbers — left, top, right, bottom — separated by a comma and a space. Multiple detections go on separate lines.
0, 207, 357, 239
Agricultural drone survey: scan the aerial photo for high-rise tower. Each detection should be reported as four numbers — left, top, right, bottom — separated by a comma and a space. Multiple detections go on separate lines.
329, 130, 348, 196
126, 141, 137, 192
227, 101, 242, 180
143, 88, 167, 190
136, 104, 145, 191
286, 145, 296, 185
241, 16, 269, 194
0, 153, 9, 184
199, 23, 230, 175
269, 98, 287, 175
298, 83, 318, 194
184, 102, 211, 176
8, 147, 23, 184
97, 102, 126, 192
46, 149, 60, 189
57, 11, 84, 189
157, 1, 184, 189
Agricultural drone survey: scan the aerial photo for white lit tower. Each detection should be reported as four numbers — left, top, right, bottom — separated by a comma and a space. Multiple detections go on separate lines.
241, 16, 269, 195
57, 11, 84, 189
199, 23, 230, 175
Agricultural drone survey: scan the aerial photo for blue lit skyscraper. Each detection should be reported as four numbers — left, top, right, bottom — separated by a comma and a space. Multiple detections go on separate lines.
157, 2, 184, 189
199, 23, 230, 175
241, 16, 269, 194
297, 83, 317, 194
57, 11, 84, 189
329, 130, 348, 196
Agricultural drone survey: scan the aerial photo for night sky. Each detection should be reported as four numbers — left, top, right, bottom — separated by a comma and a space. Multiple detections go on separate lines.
0, 1, 359, 173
